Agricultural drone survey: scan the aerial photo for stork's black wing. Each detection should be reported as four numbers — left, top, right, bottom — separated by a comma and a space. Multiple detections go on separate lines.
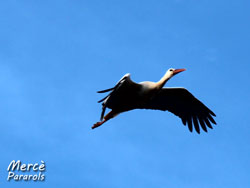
140, 88, 216, 133
97, 73, 142, 120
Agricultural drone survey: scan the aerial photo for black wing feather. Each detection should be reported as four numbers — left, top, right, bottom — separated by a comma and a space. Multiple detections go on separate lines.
97, 74, 141, 120
140, 88, 216, 133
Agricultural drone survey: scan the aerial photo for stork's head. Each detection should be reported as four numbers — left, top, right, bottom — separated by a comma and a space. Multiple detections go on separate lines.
157, 68, 186, 89
166, 68, 186, 78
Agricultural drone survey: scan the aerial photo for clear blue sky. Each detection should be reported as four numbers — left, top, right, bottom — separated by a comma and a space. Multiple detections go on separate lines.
0, 0, 249, 187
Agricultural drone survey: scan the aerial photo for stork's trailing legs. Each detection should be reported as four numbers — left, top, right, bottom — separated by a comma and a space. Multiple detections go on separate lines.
92, 111, 118, 129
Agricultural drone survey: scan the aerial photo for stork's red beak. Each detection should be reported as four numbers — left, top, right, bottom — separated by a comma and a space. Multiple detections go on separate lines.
173, 68, 186, 75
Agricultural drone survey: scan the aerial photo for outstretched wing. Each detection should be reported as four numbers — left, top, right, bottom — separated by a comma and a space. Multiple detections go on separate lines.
141, 88, 216, 133
97, 73, 142, 120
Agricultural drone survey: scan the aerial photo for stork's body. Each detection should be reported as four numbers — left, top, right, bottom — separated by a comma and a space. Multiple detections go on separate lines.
93, 68, 216, 133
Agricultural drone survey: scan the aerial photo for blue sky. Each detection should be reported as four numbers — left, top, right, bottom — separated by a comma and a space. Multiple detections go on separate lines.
0, 0, 249, 187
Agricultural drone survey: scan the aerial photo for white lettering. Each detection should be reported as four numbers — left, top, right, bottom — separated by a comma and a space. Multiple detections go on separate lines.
33, 174, 38, 181
27, 163, 33, 171
7, 160, 46, 181
20, 164, 26, 171
33, 163, 38, 171
39, 161, 45, 171
40, 174, 45, 181
14, 174, 19, 181
7, 160, 21, 171
7, 172, 14, 180
23, 175, 28, 181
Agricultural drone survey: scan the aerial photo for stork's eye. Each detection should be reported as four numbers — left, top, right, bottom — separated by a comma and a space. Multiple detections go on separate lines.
170, 69, 173, 72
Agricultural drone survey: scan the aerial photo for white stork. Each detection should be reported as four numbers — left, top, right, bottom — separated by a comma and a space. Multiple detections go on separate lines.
92, 68, 216, 133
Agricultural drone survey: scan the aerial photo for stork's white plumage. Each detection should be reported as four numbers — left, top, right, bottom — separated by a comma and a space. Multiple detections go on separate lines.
92, 68, 216, 133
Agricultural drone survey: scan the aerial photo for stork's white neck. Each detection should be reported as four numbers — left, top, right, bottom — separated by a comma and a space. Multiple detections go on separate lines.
156, 71, 172, 89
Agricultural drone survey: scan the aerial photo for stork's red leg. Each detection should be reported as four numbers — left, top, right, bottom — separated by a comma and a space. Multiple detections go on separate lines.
92, 111, 118, 129
92, 121, 104, 129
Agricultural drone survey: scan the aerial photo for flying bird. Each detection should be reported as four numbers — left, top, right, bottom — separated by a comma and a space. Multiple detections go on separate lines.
92, 68, 216, 133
